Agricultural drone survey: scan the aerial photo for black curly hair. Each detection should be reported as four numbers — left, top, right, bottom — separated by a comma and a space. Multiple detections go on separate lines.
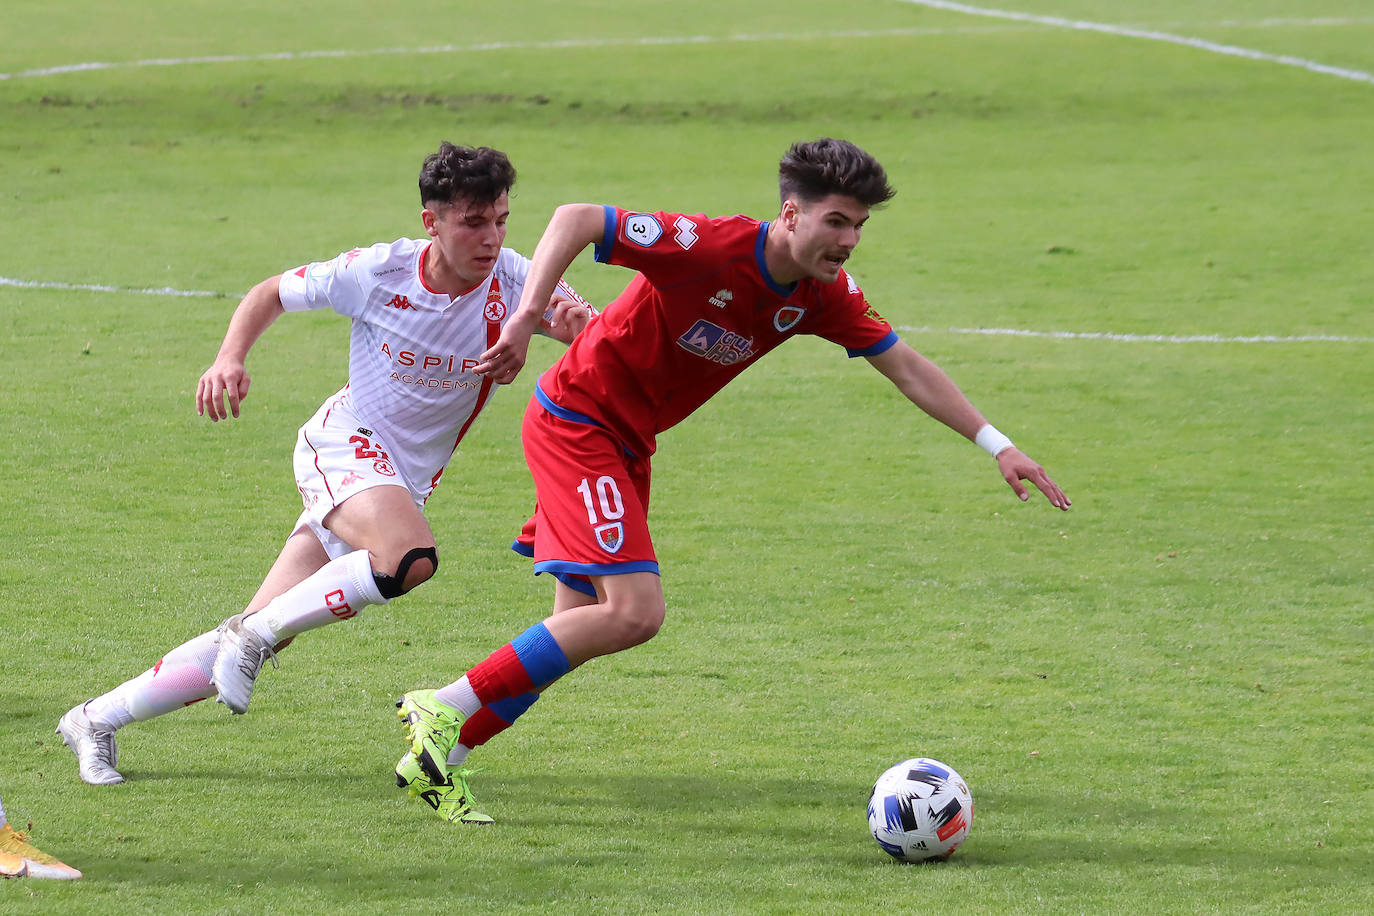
419, 142, 516, 208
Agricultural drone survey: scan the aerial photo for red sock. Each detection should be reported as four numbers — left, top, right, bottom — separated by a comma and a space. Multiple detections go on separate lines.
467, 643, 535, 705
457, 708, 508, 749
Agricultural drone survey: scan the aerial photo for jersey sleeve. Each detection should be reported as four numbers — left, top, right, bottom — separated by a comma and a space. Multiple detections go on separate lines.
591, 206, 717, 286
277, 244, 378, 317
810, 269, 899, 358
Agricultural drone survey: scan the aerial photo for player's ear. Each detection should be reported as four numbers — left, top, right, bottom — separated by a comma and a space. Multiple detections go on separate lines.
780, 198, 800, 231
421, 207, 439, 237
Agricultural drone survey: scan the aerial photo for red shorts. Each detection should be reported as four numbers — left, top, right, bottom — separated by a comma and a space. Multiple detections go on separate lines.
513, 395, 658, 590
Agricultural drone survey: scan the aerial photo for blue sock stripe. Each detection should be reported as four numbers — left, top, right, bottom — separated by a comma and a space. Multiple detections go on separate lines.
510, 621, 571, 687
488, 691, 539, 725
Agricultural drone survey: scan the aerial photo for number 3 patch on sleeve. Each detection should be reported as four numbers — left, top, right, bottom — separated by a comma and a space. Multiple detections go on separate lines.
624, 214, 663, 247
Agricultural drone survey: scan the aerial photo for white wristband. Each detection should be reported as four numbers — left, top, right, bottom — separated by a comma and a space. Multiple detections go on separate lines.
975, 424, 1014, 458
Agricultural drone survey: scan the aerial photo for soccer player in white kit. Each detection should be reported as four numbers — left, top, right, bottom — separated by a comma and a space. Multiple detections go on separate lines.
56, 143, 595, 824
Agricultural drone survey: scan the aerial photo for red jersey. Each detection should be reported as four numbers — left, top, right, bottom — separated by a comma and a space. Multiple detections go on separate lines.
535, 206, 897, 458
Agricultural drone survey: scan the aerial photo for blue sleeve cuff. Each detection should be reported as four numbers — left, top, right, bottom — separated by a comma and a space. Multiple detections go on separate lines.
592, 205, 617, 263
846, 329, 899, 358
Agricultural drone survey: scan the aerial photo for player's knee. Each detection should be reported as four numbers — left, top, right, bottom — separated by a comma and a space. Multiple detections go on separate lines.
372, 546, 438, 599
601, 599, 664, 650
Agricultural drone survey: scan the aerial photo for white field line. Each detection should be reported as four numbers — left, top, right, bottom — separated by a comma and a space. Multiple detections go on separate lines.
3, 276, 1367, 344
3, 17, 1372, 81
0, 28, 1051, 80
898, 0, 1374, 85
0, 276, 223, 297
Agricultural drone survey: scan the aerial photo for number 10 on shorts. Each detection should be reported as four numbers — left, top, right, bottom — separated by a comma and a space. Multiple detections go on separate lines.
577, 476, 626, 555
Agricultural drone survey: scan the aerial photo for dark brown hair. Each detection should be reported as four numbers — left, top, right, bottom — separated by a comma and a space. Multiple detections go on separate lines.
778, 138, 895, 208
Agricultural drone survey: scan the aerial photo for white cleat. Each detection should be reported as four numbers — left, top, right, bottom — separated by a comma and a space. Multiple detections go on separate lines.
56, 703, 124, 786
210, 613, 278, 715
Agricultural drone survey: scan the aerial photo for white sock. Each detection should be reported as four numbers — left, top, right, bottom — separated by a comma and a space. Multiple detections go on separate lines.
0, 792, 7, 827
86, 628, 220, 730
246, 549, 386, 643
446, 744, 473, 767
433, 677, 481, 717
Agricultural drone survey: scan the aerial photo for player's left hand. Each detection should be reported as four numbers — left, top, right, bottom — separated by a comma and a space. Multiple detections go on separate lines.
540, 293, 597, 342
996, 448, 1071, 510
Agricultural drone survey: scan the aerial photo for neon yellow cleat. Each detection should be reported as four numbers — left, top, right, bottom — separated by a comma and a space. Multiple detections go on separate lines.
0, 825, 82, 880
395, 751, 493, 825
395, 690, 464, 785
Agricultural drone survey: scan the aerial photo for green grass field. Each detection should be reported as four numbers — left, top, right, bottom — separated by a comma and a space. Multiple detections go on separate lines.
2, 1, 1371, 912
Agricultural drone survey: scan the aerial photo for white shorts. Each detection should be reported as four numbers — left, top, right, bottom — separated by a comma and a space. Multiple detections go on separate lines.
291, 394, 426, 560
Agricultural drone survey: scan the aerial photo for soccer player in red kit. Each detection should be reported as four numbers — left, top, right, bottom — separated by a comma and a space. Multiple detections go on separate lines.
393, 139, 1070, 819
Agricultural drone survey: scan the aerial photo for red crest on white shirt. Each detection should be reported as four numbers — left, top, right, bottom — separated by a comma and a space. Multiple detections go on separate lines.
484, 276, 506, 321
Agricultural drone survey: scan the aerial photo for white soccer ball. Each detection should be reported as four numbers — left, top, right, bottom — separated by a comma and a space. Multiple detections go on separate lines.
867, 758, 974, 862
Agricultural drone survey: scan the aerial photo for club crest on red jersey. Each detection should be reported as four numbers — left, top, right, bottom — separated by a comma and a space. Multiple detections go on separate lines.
773, 305, 805, 332
594, 522, 625, 554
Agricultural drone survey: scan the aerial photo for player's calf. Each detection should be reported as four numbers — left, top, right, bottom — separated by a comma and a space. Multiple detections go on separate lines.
209, 549, 392, 713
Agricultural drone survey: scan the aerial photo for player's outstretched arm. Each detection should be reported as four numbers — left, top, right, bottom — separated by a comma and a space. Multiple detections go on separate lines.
477, 203, 606, 384
195, 275, 286, 422
866, 340, 1070, 510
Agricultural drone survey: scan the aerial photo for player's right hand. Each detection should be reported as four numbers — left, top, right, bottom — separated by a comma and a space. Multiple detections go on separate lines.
196, 359, 251, 421
475, 313, 539, 385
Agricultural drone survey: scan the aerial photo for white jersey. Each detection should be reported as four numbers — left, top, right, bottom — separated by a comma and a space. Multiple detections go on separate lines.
278, 237, 536, 495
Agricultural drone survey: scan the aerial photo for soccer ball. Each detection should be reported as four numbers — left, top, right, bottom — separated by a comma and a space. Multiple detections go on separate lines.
867, 758, 973, 862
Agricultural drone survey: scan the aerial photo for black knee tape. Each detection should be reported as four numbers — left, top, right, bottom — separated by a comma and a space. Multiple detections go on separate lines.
373, 546, 438, 599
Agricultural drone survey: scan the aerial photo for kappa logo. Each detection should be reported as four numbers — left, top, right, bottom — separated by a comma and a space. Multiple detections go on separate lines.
339, 471, 365, 489
709, 288, 733, 308
595, 522, 625, 554
342, 248, 364, 267
624, 214, 662, 247
384, 294, 416, 311
673, 216, 699, 250
677, 318, 755, 366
